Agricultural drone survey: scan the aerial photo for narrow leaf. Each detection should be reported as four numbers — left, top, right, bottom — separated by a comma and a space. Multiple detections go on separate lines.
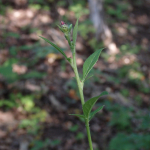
84, 74, 93, 82
82, 48, 104, 81
69, 114, 85, 119
73, 19, 78, 46
83, 91, 108, 118
39, 36, 68, 60
89, 105, 104, 121
57, 25, 64, 32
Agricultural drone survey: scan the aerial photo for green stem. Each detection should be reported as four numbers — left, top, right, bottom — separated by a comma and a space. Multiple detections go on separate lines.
72, 52, 84, 106
85, 119, 93, 150
72, 50, 93, 150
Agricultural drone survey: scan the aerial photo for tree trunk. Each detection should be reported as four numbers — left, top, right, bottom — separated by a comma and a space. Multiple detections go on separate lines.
89, 0, 119, 54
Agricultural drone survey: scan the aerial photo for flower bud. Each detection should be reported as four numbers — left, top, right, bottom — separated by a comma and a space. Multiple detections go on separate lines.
61, 21, 65, 25
58, 21, 73, 46
58, 21, 72, 35
60, 21, 68, 32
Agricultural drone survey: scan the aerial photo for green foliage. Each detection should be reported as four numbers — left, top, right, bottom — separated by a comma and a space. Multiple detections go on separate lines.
19, 95, 35, 112
0, 99, 16, 109
75, 132, 85, 140
135, 95, 142, 106
0, 58, 46, 83
85, 69, 102, 84
19, 110, 47, 134
117, 62, 145, 83
12, 44, 57, 66
100, 101, 150, 149
89, 105, 104, 121
84, 75, 94, 82
0, 58, 18, 83
88, 38, 103, 49
4, 32, 20, 38
21, 71, 46, 79
0, 1, 7, 15
109, 133, 150, 150
109, 105, 131, 129
69, 125, 79, 132
78, 20, 95, 39
31, 139, 60, 150
29, 0, 46, 5
110, 108, 131, 129
69, 114, 85, 119
82, 48, 103, 81
120, 44, 141, 55
104, 0, 131, 21
106, 75, 120, 85
29, 4, 50, 11
83, 91, 108, 119
65, 78, 78, 92
137, 114, 150, 130
0, 92, 47, 135
39, 36, 69, 60
139, 85, 150, 94
103, 101, 132, 130
57, 1, 67, 7
0, 93, 41, 113
19, 119, 40, 134
12, 42, 40, 51
60, 60, 66, 71
32, 46, 56, 58
120, 89, 129, 97
109, 133, 135, 150
49, 139, 61, 147
69, 3, 89, 17
31, 139, 50, 150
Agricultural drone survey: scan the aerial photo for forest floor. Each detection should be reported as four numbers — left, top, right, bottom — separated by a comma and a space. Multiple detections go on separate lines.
0, 0, 150, 150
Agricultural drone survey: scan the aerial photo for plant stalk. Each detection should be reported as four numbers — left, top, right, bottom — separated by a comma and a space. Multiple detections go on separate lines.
72, 52, 84, 106
85, 119, 93, 150
72, 51, 93, 150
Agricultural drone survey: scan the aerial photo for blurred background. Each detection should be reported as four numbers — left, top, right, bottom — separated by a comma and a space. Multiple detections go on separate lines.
0, 0, 150, 150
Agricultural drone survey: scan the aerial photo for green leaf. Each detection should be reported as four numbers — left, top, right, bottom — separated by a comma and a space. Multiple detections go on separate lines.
21, 71, 46, 79
57, 25, 64, 32
84, 74, 93, 81
83, 91, 108, 118
69, 114, 85, 119
76, 132, 85, 140
0, 58, 19, 83
89, 105, 104, 121
68, 24, 72, 32
39, 36, 68, 60
69, 125, 79, 132
73, 18, 78, 46
82, 48, 104, 81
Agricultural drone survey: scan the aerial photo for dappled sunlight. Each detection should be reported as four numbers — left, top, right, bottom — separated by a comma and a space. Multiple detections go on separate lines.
122, 55, 136, 65
59, 71, 74, 79
13, 64, 27, 74
9, 9, 53, 27
76, 41, 84, 51
10, 9, 35, 27
116, 26, 127, 36
0, 111, 15, 125
107, 42, 119, 55
76, 57, 83, 66
57, 7, 66, 16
